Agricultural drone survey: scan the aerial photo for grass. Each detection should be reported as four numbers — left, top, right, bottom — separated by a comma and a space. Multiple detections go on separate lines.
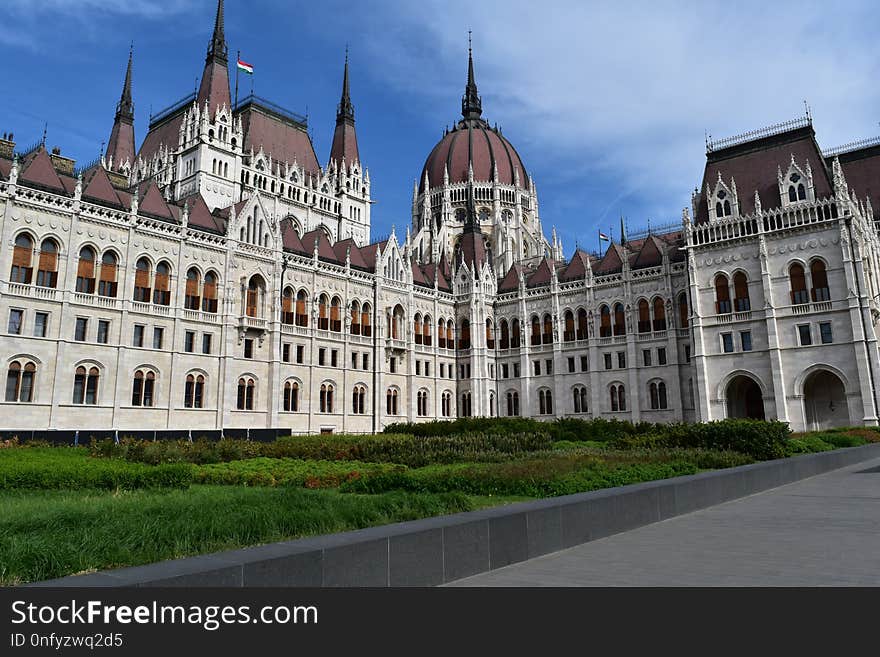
0, 485, 475, 586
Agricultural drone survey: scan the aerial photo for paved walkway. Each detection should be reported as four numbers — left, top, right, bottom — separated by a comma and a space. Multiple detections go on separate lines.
448, 456, 880, 586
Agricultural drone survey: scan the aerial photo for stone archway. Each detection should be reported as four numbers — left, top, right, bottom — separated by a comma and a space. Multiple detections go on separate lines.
803, 370, 848, 431
726, 375, 765, 420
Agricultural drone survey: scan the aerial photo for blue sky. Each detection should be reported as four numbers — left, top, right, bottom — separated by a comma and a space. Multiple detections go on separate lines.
4, 0, 880, 254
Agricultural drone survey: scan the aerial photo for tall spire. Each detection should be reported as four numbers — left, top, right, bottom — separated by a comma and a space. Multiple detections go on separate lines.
461, 31, 482, 120
329, 47, 360, 168
105, 45, 136, 171
197, 0, 231, 113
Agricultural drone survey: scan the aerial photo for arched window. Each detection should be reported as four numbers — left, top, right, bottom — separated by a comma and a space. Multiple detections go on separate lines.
563, 310, 575, 342
330, 296, 342, 332
649, 381, 668, 410
610, 384, 626, 412
573, 386, 588, 414
599, 305, 611, 337
613, 303, 625, 335
246, 276, 264, 318
73, 366, 100, 405
460, 391, 472, 417
733, 272, 750, 312
678, 293, 689, 329
247, 379, 256, 410
386, 388, 399, 415
414, 314, 423, 345
317, 294, 329, 329
489, 392, 495, 417
185, 268, 201, 310
659, 381, 667, 409
36, 238, 58, 288
486, 318, 495, 349
99, 252, 118, 298
10, 233, 34, 284
184, 374, 205, 409
352, 385, 366, 414
236, 377, 255, 410
441, 391, 451, 417
76, 247, 97, 294
531, 316, 541, 346
361, 303, 372, 337
5, 361, 36, 403
506, 391, 520, 417
131, 370, 155, 407
638, 299, 650, 333
649, 382, 659, 410
153, 262, 171, 306
296, 290, 308, 327
280, 288, 294, 325
319, 383, 334, 413
133, 257, 152, 302
438, 318, 447, 349
715, 274, 731, 314
446, 320, 455, 348
423, 314, 432, 346
577, 309, 588, 340
538, 389, 553, 415
652, 297, 666, 331
810, 260, 830, 301
350, 301, 361, 335
459, 319, 471, 350
789, 263, 808, 305
511, 319, 521, 348
283, 381, 299, 412
500, 319, 510, 349
417, 390, 428, 417
542, 314, 553, 344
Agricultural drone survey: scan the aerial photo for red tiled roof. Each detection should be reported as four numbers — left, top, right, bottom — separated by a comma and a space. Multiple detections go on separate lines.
196, 59, 231, 116
333, 238, 368, 268
833, 145, 880, 220
631, 234, 664, 269
138, 113, 183, 166
358, 240, 387, 271
527, 257, 554, 287
696, 125, 832, 223
82, 166, 124, 209
239, 105, 320, 177
420, 118, 528, 191
560, 249, 590, 281
0, 157, 11, 181
329, 121, 359, 167
594, 243, 626, 274
301, 229, 339, 262
412, 261, 429, 287
19, 147, 66, 194
281, 220, 307, 253
184, 194, 225, 233
106, 118, 135, 171
457, 227, 488, 269
138, 181, 174, 221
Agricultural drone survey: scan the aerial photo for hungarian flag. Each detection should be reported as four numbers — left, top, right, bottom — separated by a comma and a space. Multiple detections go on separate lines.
237, 59, 254, 75
599, 232, 610, 242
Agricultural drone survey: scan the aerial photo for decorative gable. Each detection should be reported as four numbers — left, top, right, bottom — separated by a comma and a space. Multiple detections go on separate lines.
778, 155, 815, 207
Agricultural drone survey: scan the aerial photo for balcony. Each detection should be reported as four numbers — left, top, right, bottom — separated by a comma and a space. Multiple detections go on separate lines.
72, 292, 119, 310
5, 282, 58, 301
239, 315, 267, 330
182, 308, 220, 324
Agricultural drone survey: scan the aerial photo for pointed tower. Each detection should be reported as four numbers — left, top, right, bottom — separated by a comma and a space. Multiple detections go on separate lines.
461, 33, 482, 120
328, 48, 360, 168
105, 46, 135, 172
196, 0, 231, 116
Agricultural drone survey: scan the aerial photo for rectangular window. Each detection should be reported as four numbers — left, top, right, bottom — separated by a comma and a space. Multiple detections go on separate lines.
425, 361, 431, 377
740, 331, 753, 352
133, 324, 144, 348
8, 309, 23, 335
545, 359, 553, 375
318, 348, 326, 366
74, 317, 88, 342
351, 352, 358, 369
798, 324, 812, 346
296, 345, 304, 364
416, 360, 422, 376
657, 347, 667, 365
513, 363, 520, 378
643, 349, 652, 367
533, 360, 541, 376
441, 363, 446, 378
820, 322, 833, 344
604, 353, 612, 370
363, 353, 369, 370
567, 357, 575, 373
617, 352, 626, 369
721, 332, 734, 353
97, 320, 110, 345
184, 331, 195, 353
502, 363, 509, 378
33, 312, 48, 338
685, 344, 691, 362
153, 327, 164, 350
390, 357, 396, 373
331, 349, 338, 368
580, 355, 588, 372
244, 338, 254, 359
284, 344, 292, 363
202, 334, 212, 355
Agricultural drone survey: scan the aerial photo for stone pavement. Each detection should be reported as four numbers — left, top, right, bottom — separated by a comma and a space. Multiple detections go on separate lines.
447, 456, 880, 586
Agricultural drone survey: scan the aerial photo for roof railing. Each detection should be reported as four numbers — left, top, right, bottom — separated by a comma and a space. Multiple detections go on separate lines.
149, 92, 197, 126
627, 220, 681, 240
74, 157, 101, 176
14, 139, 42, 158
233, 94, 308, 128
706, 116, 811, 153
823, 135, 880, 158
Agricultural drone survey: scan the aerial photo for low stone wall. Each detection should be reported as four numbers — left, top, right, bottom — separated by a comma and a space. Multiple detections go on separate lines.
0, 428, 289, 444
31, 442, 880, 587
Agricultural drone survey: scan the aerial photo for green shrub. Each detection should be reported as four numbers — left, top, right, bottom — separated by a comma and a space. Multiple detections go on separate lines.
786, 436, 834, 454
815, 433, 867, 448
194, 458, 404, 488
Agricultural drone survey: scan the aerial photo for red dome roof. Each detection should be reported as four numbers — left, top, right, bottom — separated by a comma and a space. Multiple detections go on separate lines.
420, 118, 528, 192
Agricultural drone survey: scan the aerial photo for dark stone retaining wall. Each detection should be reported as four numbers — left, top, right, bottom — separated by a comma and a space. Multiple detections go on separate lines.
30, 442, 880, 588
0, 428, 287, 444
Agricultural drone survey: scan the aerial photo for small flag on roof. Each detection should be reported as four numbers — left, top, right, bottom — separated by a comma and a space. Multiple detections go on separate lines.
598, 232, 610, 242
237, 59, 254, 75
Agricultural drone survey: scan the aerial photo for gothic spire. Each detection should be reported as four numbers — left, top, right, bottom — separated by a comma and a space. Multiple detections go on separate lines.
208, 0, 228, 62
105, 45, 136, 171
116, 43, 134, 120
337, 46, 354, 124
461, 32, 482, 120
196, 0, 231, 113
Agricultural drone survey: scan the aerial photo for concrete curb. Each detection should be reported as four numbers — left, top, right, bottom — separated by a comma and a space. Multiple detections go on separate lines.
29, 442, 880, 588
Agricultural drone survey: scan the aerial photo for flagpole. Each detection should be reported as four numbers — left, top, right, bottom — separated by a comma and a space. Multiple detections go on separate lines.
234, 49, 240, 107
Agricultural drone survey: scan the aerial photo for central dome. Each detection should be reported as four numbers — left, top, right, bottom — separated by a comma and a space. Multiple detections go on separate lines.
420, 119, 528, 192
419, 45, 528, 192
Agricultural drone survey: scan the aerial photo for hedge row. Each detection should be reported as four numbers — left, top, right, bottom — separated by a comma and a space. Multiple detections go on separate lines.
193, 458, 404, 488
0, 448, 191, 490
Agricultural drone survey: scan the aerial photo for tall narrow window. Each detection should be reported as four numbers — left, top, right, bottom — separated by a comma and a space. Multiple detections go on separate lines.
543, 314, 553, 344
76, 247, 97, 293
5, 363, 21, 402
678, 293, 689, 328
36, 239, 58, 288
423, 314, 432, 346
486, 318, 495, 349
500, 320, 510, 349
652, 297, 666, 331
599, 305, 611, 337
10, 234, 34, 284
330, 297, 342, 332
459, 319, 471, 350
74, 367, 100, 405
810, 260, 830, 301
733, 272, 750, 311
563, 310, 575, 342
511, 319, 521, 348
577, 309, 588, 340
318, 294, 329, 330
531, 316, 541, 346
414, 314, 423, 344
99, 252, 118, 297
133, 258, 152, 303
202, 272, 218, 313
715, 274, 731, 313
246, 277, 262, 317
185, 268, 201, 310
281, 288, 295, 325
361, 303, 372, 337
351, 301, 361, 335
613, 303, 625, 335
153, 262, 171, 305
638, 299, 650, 333
789, 263, 808, 305
295, 290, 308, 327
283, 381, 299, 412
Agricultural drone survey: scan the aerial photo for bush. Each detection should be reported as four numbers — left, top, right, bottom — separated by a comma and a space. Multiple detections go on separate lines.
786, 436, 835, 454
193, 458, 404, 488
0, 448, 191, 490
